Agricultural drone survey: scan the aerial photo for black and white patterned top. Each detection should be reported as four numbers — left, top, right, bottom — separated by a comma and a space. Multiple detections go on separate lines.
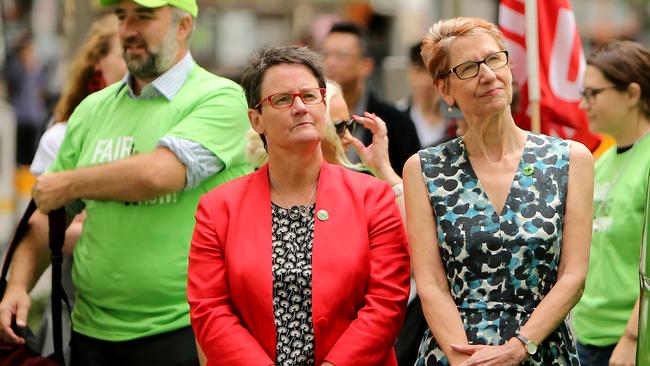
271, 203, 315, 366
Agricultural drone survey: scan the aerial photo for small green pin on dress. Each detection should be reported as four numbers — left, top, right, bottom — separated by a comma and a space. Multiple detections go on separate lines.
523, 165, 534, 176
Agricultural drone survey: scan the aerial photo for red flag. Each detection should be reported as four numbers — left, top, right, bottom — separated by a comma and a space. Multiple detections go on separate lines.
499, 0, 601, 151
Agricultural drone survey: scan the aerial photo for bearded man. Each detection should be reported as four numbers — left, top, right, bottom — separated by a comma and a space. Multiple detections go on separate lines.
0, 1, 251, 364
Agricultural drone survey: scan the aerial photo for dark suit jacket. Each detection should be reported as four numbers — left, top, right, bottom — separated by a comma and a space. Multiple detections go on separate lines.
364, 92, 420, 176
187, 162, 410, 366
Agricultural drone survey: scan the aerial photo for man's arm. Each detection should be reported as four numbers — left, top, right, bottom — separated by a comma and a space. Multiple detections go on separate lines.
0, 211, 52, 344
33, 146, 186, 213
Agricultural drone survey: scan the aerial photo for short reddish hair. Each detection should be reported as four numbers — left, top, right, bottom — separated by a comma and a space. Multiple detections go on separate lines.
421, 17, 507, 82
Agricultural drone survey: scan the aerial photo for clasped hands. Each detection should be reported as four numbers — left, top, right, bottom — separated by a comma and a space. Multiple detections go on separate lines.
450, 339, 528, 366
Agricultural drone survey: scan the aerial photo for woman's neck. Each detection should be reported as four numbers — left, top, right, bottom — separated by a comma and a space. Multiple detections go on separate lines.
267, 145, 323, 192
613, 111, 650, 147
462, 109, 525, 161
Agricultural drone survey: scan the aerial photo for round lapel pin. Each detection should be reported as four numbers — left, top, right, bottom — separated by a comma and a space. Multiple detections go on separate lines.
317, 209, 329, 221
523, 165, 534, 176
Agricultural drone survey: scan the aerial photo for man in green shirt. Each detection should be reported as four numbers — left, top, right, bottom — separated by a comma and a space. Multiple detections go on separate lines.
0, 0, 251, 364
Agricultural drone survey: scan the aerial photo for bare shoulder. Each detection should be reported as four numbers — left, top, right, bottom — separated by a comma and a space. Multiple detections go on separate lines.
403, 153, 422, 177
566, 141, 594, 192
568, 141, 594, 165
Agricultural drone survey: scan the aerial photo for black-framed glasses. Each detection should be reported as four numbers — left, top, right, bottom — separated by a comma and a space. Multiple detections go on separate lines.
334, 118, 356, 137
255, 88, 326, 109
446, 50, 509, 80
581, 86, 617, 104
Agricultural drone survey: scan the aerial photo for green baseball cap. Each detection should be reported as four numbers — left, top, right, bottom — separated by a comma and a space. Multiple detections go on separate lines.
100, 0, 198, 18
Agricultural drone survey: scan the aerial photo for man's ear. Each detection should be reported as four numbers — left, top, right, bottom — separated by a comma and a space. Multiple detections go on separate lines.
177, 14, 193, 43
248, 108, 265, 135
436, 78, 454, 107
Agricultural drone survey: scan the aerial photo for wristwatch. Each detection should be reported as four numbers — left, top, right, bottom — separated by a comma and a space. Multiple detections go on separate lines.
513, 334, 538, 355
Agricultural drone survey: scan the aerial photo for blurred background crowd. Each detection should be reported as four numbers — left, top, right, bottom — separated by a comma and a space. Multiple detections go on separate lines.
1, 0, 649, 246
0, 0, 647, 268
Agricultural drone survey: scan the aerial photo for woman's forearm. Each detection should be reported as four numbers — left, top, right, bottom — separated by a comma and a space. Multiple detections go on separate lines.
518, 272, 585, 344
419, 284, 470, 365
623, 297, 640, 339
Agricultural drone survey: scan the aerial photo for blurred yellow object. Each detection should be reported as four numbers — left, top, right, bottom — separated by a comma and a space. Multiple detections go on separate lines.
592, 133, 616, 160
0, 200, 13, 212
15, 165, 35, 196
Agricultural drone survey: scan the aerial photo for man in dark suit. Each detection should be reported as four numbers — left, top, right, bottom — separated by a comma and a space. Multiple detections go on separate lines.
321, 22, 419, 175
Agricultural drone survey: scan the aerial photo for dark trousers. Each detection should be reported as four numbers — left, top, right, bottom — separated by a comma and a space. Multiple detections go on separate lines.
70, 326, 199, 366
576, 342, 616, 366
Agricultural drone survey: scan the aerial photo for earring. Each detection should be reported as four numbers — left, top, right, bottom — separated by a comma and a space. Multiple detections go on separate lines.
447, 105, 454, 112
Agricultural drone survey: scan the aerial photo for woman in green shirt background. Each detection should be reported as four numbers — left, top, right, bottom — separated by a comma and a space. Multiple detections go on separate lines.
573, 40, 650, 366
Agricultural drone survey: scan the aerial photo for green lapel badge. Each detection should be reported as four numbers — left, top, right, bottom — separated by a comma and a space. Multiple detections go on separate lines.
317, 210, 329, 221
523, 165, 535, 176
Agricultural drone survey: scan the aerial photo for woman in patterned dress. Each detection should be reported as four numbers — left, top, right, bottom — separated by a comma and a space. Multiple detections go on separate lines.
402, 17, 594, 366
187, 46, 410, 366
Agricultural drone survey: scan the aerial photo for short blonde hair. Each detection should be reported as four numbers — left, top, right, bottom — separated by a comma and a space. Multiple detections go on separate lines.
422, 17, 507, 82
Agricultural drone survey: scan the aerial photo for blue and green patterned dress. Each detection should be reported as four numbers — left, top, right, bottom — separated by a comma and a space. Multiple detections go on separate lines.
415, 133, 580, 366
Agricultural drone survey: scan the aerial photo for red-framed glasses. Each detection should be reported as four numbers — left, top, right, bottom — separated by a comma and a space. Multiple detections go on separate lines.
255, 88, 326, 109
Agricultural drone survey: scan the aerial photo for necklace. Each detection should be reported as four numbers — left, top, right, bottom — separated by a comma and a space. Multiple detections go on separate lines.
269, 175, 318, 220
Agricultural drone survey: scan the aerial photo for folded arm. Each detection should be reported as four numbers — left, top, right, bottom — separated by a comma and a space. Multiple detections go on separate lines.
33, 146, 186, 213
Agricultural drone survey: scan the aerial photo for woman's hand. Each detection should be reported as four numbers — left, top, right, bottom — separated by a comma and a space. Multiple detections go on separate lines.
348, 112, 401, 185
451, 339, 528, 366
609, 334, 636, 366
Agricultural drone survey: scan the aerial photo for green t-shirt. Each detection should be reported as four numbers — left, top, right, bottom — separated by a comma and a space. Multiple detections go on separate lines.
572, 134, 650, 346
49, 66, 252, 341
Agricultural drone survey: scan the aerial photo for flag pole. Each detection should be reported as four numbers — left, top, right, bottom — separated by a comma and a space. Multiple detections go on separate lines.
525, 0, 541, 133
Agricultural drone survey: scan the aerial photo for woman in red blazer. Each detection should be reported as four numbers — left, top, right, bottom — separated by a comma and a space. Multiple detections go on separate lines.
187, 46, 410, 366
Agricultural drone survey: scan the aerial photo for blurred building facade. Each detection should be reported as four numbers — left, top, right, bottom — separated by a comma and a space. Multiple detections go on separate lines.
1, 0, 648, 100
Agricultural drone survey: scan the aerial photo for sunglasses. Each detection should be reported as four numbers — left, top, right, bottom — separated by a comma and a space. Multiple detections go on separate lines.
334, 118, 356, 137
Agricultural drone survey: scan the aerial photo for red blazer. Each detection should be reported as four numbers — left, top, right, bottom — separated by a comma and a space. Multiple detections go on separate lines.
187, 162, 410, 366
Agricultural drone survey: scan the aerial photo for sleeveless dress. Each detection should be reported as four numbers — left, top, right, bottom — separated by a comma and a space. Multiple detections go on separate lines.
415, 134, 580, 366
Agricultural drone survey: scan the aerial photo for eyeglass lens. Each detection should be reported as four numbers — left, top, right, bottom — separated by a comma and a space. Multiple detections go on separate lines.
453, 51, 508, 79
269, 89, 323, 108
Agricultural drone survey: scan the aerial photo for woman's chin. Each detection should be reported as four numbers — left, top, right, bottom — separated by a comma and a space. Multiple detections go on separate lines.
286, 134, 323, 148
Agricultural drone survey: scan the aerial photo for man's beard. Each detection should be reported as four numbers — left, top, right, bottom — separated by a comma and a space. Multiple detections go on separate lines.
123, 28, 179, 80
